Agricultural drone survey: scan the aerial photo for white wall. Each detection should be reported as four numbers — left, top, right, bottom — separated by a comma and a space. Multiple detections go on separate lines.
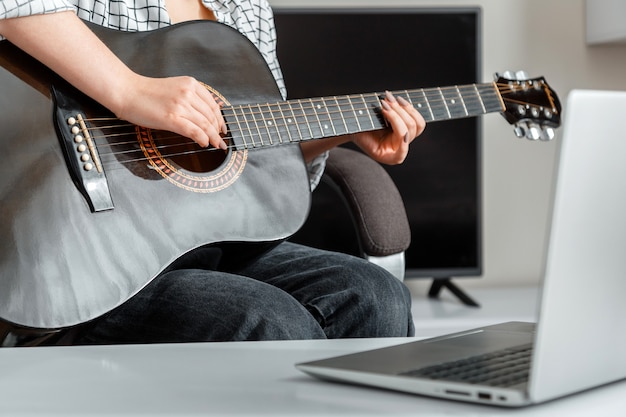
270, 0, 626, 289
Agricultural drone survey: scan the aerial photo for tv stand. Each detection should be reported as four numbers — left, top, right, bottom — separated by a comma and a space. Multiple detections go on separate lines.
428, 278, 480, 307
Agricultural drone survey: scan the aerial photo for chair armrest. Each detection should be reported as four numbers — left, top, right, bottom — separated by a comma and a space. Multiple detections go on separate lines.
323, 147, 411, 258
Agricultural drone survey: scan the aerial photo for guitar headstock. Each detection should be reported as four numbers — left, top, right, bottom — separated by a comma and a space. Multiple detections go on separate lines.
495, 71, 562, 141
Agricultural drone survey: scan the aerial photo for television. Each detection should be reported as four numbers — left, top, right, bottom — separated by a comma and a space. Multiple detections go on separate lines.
274, 7, 482, 299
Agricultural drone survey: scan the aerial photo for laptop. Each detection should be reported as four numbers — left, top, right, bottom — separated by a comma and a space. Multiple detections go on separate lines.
296, 90, 626, 407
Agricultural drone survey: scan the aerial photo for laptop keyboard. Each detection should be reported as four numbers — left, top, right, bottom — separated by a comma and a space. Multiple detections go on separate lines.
400, 344, 533, 388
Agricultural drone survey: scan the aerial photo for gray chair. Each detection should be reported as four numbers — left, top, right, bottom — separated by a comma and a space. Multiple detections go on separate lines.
292, 146, 410, 281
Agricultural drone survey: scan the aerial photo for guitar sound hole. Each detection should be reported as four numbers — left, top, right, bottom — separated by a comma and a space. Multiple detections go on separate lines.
152, 131, 228, 173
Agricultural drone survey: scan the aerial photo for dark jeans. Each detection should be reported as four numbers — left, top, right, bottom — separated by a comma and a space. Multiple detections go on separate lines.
76, 242, 415, 344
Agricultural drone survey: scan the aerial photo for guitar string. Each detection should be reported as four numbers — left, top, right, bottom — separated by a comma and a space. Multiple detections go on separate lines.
81, 81, 515, 136
82, 81, 512, 135
85, 83, 510, 148
81, 83, 534, 169
92, 105, 516, 169
84, 85, 523, 155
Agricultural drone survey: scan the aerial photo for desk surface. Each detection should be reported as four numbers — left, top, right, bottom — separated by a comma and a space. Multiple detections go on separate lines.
1, 336, 625, 416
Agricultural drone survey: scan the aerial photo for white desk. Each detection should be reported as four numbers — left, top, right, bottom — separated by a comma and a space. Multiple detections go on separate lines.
1, 337, 625, 416
408, 284, 540, 337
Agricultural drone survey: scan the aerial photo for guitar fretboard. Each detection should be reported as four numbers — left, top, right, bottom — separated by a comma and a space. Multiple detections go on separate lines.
222, 83, 504, 149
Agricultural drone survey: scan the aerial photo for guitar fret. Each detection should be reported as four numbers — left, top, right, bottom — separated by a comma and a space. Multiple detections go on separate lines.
332, 96, 350, 135
423, 88, 446, 121
403, 90, 418, 113
417, 89, 434, 122
280, 101, 302, 143
324, 97, 342, 134
247, 103, 266, 147
285, 101, 308, 142
260, 103, 280, 145
222, 107, 244, 149
232, 105, 254, 149
253, 103, 270, 146
459, 84, 485, 116
358, 94, 378, 130
344, 96, 362, 132
312, 98, 336, 137
281, 101, 310, 142
479, 84, 505, 113
438, 87, 452, 119
293, 100, 315, 141
272, 102, 287, 143
440, 86, 467, 119
473, 84, 487, 114
398, 89, 412, 107
305, 98, 325, 139
273, 102, 292, 144
273, 105, 289, 144
455, 85, 469, 116
222, 82, 505, 148
322, 98, 340, 136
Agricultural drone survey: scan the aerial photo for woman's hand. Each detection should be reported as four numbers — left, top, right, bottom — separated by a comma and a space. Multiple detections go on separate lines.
300, 91, 426, 165
115, 74, 227, 149
351, 91, 426, 165
0, 12, 226, 149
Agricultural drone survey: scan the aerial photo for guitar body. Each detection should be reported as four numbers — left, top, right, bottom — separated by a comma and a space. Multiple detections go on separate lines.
0, 21, 311, 329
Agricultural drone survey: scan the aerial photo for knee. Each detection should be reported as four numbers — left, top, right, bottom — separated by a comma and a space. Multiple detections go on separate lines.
176, 273, 328, 341
87, 270, 327, 343
314, 258, 415, 338
354, 264, 415, 337
225, 291, 326, 341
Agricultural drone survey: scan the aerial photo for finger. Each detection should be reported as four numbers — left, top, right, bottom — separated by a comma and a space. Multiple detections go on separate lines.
396, 95, 426, 139
170, 115, 210, 148
380, 94, 413, 146
181, 83, 227, 149
194, 82, 228, 134
382, 92, 425, 145
181, 109, 226, 149
166, 99, 224, 149
384, 91, 419, 139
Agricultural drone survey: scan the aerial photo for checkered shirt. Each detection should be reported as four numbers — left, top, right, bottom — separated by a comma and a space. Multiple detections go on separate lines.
0, 0, 328, 189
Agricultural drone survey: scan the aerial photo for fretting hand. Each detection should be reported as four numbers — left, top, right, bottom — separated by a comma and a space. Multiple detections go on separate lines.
351, 91, 426, 165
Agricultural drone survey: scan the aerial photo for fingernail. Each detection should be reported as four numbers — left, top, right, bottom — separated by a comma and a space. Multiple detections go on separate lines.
220, 140, 227, 150
222, 124, 228, 135
404, 132, 410, 143
381, 100, 391, 111
385, 90, 397, 103
397, 96, 410, 106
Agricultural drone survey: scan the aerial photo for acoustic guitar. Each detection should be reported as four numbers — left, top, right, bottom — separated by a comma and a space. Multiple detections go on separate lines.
0, 20, 561, 330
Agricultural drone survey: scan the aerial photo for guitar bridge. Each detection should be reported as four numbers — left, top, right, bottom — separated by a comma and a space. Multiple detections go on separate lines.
52, 85, 114, 212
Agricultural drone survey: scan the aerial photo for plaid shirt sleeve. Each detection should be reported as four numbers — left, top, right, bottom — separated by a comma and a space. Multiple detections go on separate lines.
0, 0, 327, 189
0, 0, 74, 20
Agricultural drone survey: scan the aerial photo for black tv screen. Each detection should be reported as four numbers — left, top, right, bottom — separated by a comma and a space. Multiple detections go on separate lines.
274, 7, 482, 280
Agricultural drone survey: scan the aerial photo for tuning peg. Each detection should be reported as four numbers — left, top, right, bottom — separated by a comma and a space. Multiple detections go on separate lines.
527, 124, 542, 140
540, 127, 555, 141
497, 70, 531, 81
515, 70, 530, 80
501, 70, 516, 80
513, 123, 555, 141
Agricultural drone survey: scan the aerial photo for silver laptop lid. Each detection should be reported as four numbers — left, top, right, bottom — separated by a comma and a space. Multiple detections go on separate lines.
530, 90, 626, 403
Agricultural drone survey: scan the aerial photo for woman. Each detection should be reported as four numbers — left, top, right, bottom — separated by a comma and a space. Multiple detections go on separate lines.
0, 0, 425, 343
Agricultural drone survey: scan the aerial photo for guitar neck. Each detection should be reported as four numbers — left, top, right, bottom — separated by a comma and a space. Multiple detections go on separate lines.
222, 82, 504, 148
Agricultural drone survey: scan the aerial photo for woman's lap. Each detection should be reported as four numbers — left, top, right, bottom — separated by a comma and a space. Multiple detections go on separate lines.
76, 242, 414, 344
